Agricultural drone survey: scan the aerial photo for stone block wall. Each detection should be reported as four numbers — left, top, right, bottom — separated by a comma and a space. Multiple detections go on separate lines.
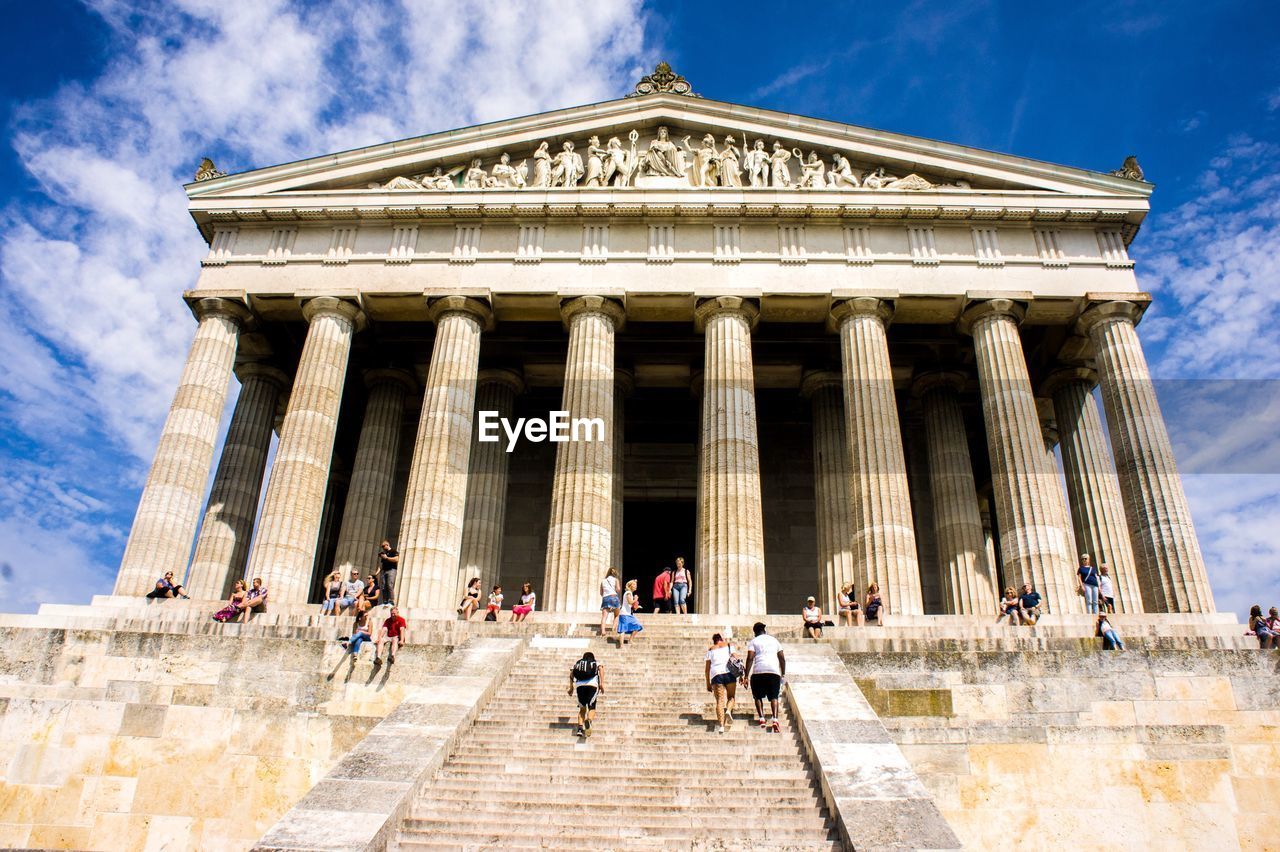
0, 625, 446, 851
841, 647, 1280, 850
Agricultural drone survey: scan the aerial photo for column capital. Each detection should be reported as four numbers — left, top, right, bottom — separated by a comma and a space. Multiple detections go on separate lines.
302, 296, 367, 331
694, 296, 759, 332
190, 296, 253, 329
1040, 366, 1098, 398
234, 361, 290, 390
1076, 299, 1145, 337
477, 367, 525, 396
363, 367, 418, 393
830, 296, 893, 328
615, 367, 635, 398
799, 369, 843, 398
560, 295, 626, 331
911, 370, 968, 399
958, 298, 1025, 335
427, 295, 494, 330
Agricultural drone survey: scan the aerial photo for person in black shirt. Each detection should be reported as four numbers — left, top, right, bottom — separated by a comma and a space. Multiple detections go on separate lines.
378, 540, 399, 605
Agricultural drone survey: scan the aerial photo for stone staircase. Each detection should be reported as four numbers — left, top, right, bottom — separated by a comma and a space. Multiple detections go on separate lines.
392, 635, 844, 850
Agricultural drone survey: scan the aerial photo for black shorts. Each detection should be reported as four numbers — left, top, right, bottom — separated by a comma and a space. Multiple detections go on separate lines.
750, 673, 782, 702
575, 684, 598, 710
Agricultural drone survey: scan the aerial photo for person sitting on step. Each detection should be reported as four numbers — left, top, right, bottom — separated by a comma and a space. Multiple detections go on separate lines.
240, 577, 268, 622
458, 577, 482, 620
146, 572, 189, 600
838, 584, 860, 626
374, 606, 408, 665
512, 583, 536, 622
320, 571, 342, 616
996, 587, 1023, 625
864, 584, 884, 624
1018, 583, 1043, 625
1248, 605, 1278, 649
1096, 612, 1124, 650
802, 597, 824, 639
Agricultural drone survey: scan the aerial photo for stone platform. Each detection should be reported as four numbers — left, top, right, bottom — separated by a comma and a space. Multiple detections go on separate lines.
0, 600, 1273, 850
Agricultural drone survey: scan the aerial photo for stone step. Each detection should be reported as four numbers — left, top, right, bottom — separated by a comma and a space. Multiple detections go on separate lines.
433, 766, 816, 784
393, 837, 842, 851
458, 736, 803, 755
420, 783, 824, 805
399, 818, 837, 838
408, 799, 829, 819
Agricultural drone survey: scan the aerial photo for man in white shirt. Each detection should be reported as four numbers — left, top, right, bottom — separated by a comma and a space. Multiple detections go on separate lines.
338, 570, 365, 615
745, 622, 786, 732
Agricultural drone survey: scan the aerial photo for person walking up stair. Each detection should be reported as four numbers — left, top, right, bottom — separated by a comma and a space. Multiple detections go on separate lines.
704, 633, 740, 734
745, 621, 786, 733
569, 651, 604, 738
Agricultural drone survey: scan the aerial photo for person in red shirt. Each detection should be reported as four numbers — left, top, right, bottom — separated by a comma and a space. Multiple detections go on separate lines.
375, 606, 409, 665
651, 567, 673, 614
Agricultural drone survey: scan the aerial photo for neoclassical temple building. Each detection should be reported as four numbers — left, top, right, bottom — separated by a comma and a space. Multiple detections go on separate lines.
114, 64, 1213, 618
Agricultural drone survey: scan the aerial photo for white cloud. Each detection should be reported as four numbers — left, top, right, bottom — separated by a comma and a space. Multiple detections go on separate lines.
0, 0, 652, 609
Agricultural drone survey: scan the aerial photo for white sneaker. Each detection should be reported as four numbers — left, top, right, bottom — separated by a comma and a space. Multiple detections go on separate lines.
715, 724, 725, 734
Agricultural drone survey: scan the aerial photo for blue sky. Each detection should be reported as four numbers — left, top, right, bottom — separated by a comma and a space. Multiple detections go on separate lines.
1, 0, 1277, 617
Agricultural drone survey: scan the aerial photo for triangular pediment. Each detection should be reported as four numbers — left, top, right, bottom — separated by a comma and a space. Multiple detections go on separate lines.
187, 93, 1151, 202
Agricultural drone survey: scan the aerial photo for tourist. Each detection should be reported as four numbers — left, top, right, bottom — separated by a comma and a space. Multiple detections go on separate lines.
616, 579, 644, 645
213, 580, 247, 622
239, 577, 269, 622
357, 573, 381, 614
1099, 563, 1117, 613
651, 565, 673, 614
704, 632, 739, 734
802, 596, 824, 639
337, 569, 364, 616
512, 583, 536, 622
342, 610, 373, 657
320, 571, 342, 616
671, 557, 692, 614
837, 584, 860, 626
1269, 607, 1280, 635
378, 540, 399, 605
458, 577, 482, 620
864, 584, 883, 624
485, 585, 503, 621
1096, 612, 1124, 650
996, 587, 1022, 625
1019, 583, 1043, 624
1248, 605, 1277, 649
745, 621, 785, 732
1077, 553, 1101, 614
568, 651, 604, 738
374, 606, 408, 665
146, 571, 189, 600
600, 568, 621, 634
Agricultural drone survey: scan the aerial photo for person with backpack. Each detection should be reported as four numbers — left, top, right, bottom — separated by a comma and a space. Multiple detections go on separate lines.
704, 632, 741, 734
1077, 553, 1101, 614
745, 622, 785, 732
568, 652, 604, 738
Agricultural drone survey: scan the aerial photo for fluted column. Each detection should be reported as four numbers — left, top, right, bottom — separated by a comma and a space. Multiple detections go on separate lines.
611, 369, 633, 578
1044, 368, 1144, 612
544, 297, 624, 612
116, 298, 253, 595
397, 297, 493, 610
831, 298, 923, 615
186, 362, 289, 599
802, 371, 856, 615
1038, 410, 1085, 613
1078, 301, 1213, 612
458, 368, 524, 595
960, 299, 1074, 611
695, 297, 767, 615
914, 372, 999, 615
245, 297, 365, 601
331, 368, 416, 577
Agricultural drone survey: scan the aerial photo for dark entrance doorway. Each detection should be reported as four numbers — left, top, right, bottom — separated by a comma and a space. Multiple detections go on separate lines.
623, 500, 696, 613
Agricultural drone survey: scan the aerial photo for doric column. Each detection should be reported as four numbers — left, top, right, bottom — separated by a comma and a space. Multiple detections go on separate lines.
960, 299, 1074, 611
979, 498, 1001, 588
1078, 301, 1213, 612
611, 369, 633, 577
186, 362, 289, 599
1038, 408, 1085, 613
331, 368, 417, 577
914, 372, 999, 615
458, 368, 524, 594
116, 297, 253, 596
244, 297, 365, 601
544, 297, 625, 612
695, 297, 767, 615
397, 297, 493, 610
802, 371, 856, 615
1044, 368, 1144, 612
831, 297, 923, 615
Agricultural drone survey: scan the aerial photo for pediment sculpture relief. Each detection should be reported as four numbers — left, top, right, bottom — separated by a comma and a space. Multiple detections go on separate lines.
369, 124, 971, 194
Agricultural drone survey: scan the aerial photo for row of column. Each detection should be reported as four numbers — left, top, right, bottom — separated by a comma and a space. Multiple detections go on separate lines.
116, 293, 1213, 616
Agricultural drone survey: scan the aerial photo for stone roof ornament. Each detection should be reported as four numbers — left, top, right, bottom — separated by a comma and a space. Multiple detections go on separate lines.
194, 157, 225, 182
628, 61, 699, 98
1110, 155, 1145, 181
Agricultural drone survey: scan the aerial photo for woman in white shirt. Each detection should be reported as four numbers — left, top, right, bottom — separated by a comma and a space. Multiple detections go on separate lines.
599, 568, 621, 635
704, 632, 739, 734
802, 596, 824, 639
838, 584, 861, 626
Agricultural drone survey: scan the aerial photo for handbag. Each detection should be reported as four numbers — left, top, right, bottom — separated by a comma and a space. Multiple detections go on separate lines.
726, 653, 746, 680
